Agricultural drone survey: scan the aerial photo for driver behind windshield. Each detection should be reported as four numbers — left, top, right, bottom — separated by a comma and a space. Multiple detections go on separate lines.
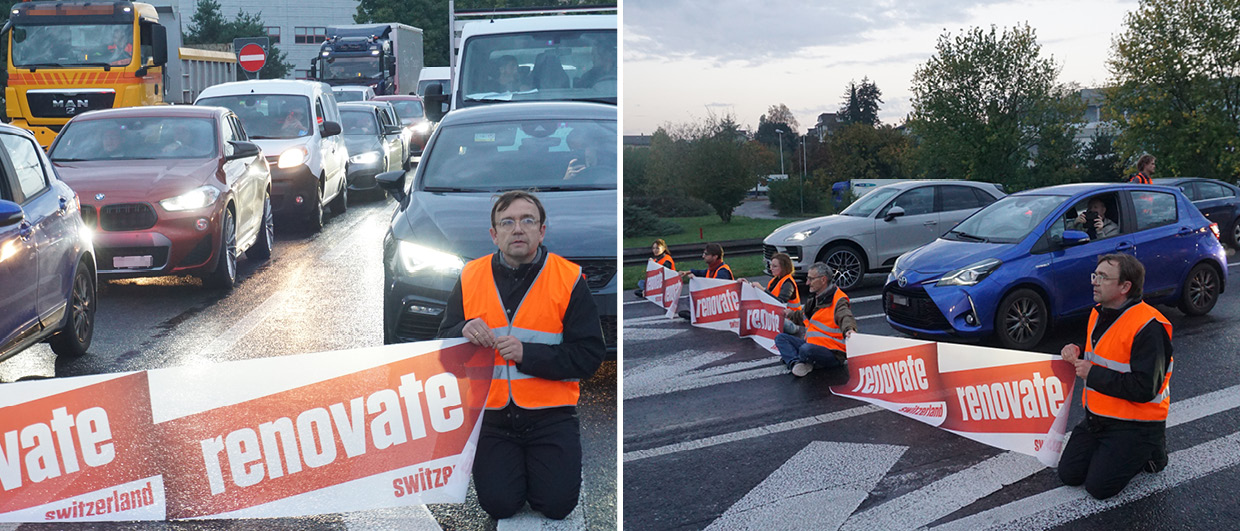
103, 26, 133, 66
280, 107, 310, 137
576, 45, 616, 88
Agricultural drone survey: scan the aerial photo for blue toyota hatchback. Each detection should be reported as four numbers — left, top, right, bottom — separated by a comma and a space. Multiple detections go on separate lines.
884, 183, 1227, 350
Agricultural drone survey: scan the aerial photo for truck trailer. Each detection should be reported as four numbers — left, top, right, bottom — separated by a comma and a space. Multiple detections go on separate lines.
309, 23, 424, 96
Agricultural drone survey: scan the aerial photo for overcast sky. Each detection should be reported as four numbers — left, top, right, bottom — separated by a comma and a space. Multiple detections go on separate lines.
622, 0, 1141, 135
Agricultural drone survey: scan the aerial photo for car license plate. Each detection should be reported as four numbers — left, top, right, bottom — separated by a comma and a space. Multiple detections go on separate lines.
113, 255, 152, 268
891, 294, 909, 307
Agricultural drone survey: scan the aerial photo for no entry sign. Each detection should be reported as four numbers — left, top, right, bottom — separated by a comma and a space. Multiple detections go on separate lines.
238, 43, 267, 73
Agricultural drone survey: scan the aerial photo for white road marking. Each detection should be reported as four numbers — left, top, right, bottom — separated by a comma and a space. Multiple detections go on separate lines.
343, 504, 442, 530
622, 328, 687, 342
624, 350, 785, 400
851, 294, 882, 303
197, 290, 295, 356
623, 315, 676, 326
931, 430, 1240, 531
705, 441, 906, 531
624, 405, 882, 463
496, 484, 587, 530
855, 313, 886, 321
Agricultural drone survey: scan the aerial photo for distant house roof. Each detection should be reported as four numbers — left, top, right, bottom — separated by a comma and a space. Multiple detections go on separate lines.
624, 134, 652, 148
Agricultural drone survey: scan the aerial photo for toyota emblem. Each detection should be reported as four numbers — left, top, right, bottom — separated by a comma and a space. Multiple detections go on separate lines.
95, 193, 105, 201
897, 275, 908, 287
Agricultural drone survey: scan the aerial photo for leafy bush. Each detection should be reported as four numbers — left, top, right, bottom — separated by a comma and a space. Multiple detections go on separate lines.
624, 203, 684, 237
768, 178, 828, 215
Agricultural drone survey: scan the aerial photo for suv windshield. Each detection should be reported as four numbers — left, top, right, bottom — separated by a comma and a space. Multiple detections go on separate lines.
459, 29, 616, 105
421, 118, 616, 192
51, 117, 216, 160
840, 187, 900, 217
197, 95, 312, 139
945, 194, 1067, 244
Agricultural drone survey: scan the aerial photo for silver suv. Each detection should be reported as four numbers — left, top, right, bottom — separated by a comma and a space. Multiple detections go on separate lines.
764, 180, 1005, 290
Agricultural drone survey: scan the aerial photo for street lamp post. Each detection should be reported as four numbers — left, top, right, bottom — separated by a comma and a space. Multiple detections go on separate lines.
775, 128, 786, 180
800, 135, 807, 213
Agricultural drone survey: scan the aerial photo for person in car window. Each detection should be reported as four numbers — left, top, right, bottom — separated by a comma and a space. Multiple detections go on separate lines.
437, 191, 604, 521
1071, 197, 1120, 239
492, 55, 525, 93
576, 45, 616, 89
280, 108, 309, 137
1058, 253, 1173, 499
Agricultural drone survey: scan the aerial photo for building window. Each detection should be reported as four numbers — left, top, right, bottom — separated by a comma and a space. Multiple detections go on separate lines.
266, 26, 281, 44
295, 26, 327, 45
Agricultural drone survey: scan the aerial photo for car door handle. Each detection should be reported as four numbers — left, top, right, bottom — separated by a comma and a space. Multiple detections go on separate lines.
1114, 242, 1135, 252
1177, 226, 1194, 235
923, 221, 937, 226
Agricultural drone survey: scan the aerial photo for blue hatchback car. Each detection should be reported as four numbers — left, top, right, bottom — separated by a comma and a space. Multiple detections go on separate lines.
884, 183, 1227, 350
1, 124, 97, 362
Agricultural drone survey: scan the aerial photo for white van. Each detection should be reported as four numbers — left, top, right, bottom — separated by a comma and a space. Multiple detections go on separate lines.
417, 66, 451, 99
195, 80, 349, 232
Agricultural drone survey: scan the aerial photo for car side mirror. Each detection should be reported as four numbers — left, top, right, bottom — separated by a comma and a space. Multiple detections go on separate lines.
884, 206, 906, 222
377, 170, 407, 202
424, 84, 447, 122
226, 140, 260, 160
0, 200, 24, 227
320, 121, 342, 137
1060, 230, 1091, 246
383, 125, 403, 136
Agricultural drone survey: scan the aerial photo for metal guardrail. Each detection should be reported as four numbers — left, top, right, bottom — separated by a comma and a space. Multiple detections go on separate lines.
623, 238, 765, 266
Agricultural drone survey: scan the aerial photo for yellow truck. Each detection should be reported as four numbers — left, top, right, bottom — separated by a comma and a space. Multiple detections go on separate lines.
4, 0, 236, 148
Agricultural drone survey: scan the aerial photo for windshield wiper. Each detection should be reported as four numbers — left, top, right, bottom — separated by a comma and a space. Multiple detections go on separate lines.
423, 186, 478, 193
948, 229, 988, 242
22, 62, 112, 71
528, 185, 615, 192
50, 157, 92, 162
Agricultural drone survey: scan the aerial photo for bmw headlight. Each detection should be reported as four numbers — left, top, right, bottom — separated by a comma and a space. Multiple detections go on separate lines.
350, 151, 381, 165
277, 146, 308, 169
397, 241, 465, 275
785, 227, 819, 242
936, 258, 1002, 287
159, 186, 220, 212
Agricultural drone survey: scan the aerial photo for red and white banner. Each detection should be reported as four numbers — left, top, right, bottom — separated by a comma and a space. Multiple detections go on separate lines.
688, 277, 742, 333
643, 259, 682, 318
831, 334, 1075, 466
0, 340, 492, 522
737, 282, 783, 355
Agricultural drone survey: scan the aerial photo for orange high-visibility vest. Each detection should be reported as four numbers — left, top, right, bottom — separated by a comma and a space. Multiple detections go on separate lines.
461, 253, 582, 410
806, 288, 849, 351
1128, 172, 1151, 185
767, 274, 801, 311
1082, 302, 1173, 422
656, 254, 675, 270
707, 263, 732, 279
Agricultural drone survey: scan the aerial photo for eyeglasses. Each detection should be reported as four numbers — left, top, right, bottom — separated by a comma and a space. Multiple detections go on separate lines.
495, 216, 541, 231
806, 275, 824, 282
1090, 272, 1117, 284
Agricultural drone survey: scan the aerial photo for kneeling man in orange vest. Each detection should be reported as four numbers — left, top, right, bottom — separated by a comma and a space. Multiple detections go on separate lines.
438, 191, 605, 519
1058, 253, 1173, 500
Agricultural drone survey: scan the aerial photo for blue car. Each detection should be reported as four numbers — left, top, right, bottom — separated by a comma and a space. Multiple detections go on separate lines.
0, 124, 96, 362
884, 183, 1227, 350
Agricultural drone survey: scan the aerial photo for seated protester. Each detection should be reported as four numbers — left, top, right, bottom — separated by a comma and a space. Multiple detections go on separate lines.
749, 252, 800, 310
774, 262, 856, 377
634, 238, 675, 298
1071, 197, 1120, 240
680, 242, 732, 280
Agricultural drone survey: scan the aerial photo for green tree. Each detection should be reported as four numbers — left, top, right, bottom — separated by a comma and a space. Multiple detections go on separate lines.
825, 123, 913, 183
683, 116, 760, 222
838, 77, 883, 126
908, 24, 1084, 189
1107, 0, 1240, 181
185, 0, 229, 45
623, 146, 650, 198
645, 127, 687, 198
1080, 128, 1125, 182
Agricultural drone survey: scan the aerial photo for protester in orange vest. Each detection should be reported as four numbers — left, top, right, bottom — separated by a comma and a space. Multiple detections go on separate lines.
747, 252, 800, 310
437, 190, 605, 520
773, 262, 856, 377
1058, 253, 1173, 500
680, 242, 732, 280
1128, 154, 1155, 184
634, 238, 675, 299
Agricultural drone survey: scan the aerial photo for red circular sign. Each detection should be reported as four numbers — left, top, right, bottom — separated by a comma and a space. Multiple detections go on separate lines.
238, 43, 267, 73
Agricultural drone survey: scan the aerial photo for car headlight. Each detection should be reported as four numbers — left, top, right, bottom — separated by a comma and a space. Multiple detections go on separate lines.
350, 151, 381, 165
277, 146, 308, 169
159, 186, 220, 212
785, 227, 819, 242
413, 122, 431, 133
936, 258, 1002, 287
397, 241, 465, 276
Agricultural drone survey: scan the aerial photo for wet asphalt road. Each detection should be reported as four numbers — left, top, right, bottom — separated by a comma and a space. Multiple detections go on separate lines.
623, 257, 1240, 530
1, 196, 616, 531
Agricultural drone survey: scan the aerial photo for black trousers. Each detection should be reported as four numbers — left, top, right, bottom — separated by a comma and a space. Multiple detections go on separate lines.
473, 405, 582, 520
1057, 413, 1165, 499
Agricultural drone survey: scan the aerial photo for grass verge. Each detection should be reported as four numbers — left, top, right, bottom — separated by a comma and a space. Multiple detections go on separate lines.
623, 215, 803, 248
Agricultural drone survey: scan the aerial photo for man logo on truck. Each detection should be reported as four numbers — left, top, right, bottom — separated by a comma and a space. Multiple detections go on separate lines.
52, 99, 91, 114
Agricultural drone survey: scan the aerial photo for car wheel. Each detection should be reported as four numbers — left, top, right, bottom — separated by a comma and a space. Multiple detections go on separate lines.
330, 176, 348, 215
1179, 263, 1220, 316
823, 245, 866, 291
1229, 218, 1240, 250
307, 182, 325, 232
49, 259, 95, 357
247, 194, 274, 260
205, 209, 238, 290
995, 288, 1048, 350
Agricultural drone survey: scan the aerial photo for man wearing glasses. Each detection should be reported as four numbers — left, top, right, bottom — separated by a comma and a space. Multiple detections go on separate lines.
1058, 254, 1173, 499
438, 190, 605, 520
772, 262, 857, 377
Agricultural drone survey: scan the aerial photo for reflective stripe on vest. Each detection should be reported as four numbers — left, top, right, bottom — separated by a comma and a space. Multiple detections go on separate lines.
806, 288, 848, 351
768, 274, 801, 310
1129, 172, 1151, 184
1081, 302, 1173, 422
656, 254, 676, 270
461, 253, 582, 410
707, 263, 732, 279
